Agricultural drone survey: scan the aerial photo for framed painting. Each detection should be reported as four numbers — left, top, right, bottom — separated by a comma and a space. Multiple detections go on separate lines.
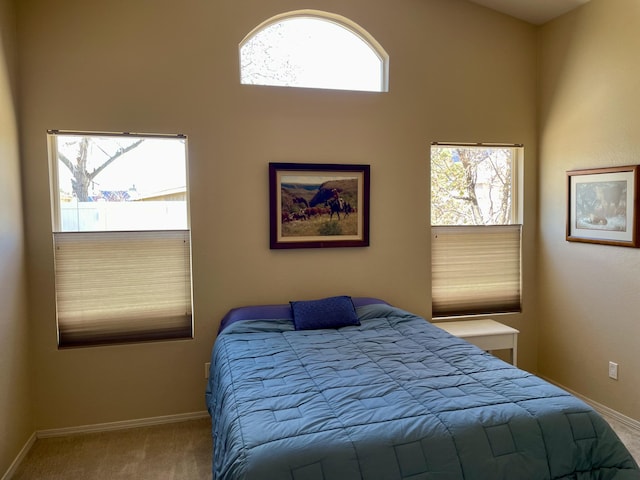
269, 162, 370, 249
566, 165, 639, 247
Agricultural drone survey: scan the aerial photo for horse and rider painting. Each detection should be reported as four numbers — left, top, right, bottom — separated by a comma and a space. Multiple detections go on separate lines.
269, 163, 370, 249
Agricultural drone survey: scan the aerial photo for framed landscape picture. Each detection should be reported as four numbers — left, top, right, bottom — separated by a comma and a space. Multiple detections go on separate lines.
566, 165, 639, 247
269, 162, 370, 249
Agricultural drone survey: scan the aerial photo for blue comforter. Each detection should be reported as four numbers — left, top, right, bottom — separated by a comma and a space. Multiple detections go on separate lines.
206, 304, 639, 479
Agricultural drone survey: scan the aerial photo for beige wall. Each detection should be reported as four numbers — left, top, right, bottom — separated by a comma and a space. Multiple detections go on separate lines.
16, 0, 538, 429
538, 0, 640, 419
0, 0, 33, 474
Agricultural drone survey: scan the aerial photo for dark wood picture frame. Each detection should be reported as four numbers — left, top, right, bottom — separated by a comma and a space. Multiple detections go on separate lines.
269, 162, 370, 249
566, 165, 639, 247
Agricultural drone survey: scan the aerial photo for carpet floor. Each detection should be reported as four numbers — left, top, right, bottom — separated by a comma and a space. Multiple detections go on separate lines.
11, 417, 212, 480
9, 414, 640, 479
603, 414, 640, 464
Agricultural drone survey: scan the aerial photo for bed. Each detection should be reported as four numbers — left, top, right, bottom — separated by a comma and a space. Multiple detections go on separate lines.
206, 296, 639, 479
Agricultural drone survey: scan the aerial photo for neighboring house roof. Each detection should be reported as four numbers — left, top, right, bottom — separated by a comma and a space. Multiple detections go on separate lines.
134, 187, 186, 201
89, 190, 133, 202
86, 187, 186, 202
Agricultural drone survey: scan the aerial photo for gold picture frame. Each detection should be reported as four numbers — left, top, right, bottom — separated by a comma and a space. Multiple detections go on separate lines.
567, 165, 639, 247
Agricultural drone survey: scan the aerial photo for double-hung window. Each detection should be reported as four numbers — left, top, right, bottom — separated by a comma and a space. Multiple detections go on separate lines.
431, 143, 523, 318
48, 131, 193, 348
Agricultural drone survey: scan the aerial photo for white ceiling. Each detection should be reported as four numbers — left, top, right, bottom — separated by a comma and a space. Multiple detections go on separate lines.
467, 0, 591, 25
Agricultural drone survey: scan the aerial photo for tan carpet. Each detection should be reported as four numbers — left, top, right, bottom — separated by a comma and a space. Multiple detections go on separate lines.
11, 417, 212, 480
604, 415, 640, 464
9, 415, 640, 478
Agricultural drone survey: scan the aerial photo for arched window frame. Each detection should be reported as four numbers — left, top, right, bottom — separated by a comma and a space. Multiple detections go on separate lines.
239, 10, 389, 93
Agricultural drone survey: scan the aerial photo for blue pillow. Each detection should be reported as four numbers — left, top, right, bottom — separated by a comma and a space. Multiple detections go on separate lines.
290, 296, 360, 331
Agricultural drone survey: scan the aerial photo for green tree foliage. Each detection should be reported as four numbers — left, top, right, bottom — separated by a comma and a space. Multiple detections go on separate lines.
431, 147, 513, 225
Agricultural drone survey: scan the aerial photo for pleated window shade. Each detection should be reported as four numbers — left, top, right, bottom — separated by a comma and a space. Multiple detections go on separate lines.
431, 225, 522, 318
54, 230, 193, 347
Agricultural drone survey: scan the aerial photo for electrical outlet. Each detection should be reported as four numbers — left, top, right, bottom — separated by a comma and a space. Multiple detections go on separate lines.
205, 362, 211, 379
608, 361, 618, 380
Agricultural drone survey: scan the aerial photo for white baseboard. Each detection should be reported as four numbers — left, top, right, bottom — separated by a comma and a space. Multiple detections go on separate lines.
540, 375, 640, 432
1, 432, 36, 480
37, 410, 209, 438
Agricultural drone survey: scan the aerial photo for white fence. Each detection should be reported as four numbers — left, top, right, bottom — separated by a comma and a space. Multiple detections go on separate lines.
60, 200, 188, 231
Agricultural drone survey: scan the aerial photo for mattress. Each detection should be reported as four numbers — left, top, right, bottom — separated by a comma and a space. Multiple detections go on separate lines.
206, 301, 639, 479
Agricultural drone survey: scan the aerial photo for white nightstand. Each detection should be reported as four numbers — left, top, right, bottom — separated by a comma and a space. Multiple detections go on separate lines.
432, 319, 520, 366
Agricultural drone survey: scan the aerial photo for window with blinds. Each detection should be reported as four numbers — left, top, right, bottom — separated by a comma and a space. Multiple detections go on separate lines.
48, 131, 193, 348
431, 144, 522, 318
431, 225, 521, 317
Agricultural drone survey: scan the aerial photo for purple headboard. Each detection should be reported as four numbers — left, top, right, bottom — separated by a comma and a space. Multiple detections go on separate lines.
218, 297, 388, 333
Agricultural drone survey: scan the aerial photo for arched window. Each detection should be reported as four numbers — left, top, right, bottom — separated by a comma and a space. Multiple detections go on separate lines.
240, 10, 388, 92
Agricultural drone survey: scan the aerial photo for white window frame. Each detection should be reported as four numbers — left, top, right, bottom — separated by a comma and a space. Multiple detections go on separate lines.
239, 9, 389, 92
430, 143, 524, 319
48, 131, 193, 348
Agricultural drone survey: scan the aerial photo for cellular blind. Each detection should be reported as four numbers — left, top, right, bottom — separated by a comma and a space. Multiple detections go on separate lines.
431, 225, 522, 318
54, 230, 192, 347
